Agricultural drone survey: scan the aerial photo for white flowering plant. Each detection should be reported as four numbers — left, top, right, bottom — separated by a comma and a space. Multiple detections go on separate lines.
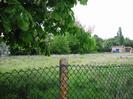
0, 42, 10, 56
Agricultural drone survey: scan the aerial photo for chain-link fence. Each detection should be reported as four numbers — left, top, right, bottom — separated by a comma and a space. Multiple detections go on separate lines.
0, 63, 133, 99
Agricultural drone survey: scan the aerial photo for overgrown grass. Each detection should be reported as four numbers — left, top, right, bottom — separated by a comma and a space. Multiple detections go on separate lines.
68, 64, 133, 99
0, 53, 133, 72
0, 64, 133, 99
0, 66, 60, 99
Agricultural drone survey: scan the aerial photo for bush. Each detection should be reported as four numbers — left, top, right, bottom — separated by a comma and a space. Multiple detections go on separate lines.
70, 32, 96, 54
0, 42, 10, 56
50, 35, 70, 54
77, 32, 95, 53
50, 33, 96, 54
67, 34, 80, 54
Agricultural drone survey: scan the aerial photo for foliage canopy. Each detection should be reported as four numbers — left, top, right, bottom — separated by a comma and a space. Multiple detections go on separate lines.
0, 0, 88, 42
0, 0, 93, 55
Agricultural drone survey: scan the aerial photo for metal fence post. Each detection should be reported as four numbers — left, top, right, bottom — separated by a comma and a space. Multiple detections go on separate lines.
59, 58, 68, 99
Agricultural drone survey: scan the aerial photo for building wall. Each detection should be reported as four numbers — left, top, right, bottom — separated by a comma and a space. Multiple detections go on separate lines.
130, 48, 133, 53
112, 46, 133, 53
125, 47, 132, 52
112, 46, 125, 53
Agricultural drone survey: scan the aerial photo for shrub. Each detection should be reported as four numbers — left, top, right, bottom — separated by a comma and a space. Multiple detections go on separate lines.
67, 34, 80, 54
50, 35, 70, 54
68, 32, 96, 54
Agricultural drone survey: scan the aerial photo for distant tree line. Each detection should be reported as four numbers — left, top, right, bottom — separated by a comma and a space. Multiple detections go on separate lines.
94, 27, 133, 52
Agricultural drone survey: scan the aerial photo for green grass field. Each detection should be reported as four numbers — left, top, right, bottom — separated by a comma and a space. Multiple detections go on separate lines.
0, 64, 133, 99
0, 53, 133, 98
0, 53, 133, 72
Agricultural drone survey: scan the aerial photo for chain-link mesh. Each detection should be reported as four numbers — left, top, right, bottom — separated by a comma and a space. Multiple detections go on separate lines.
0, 67, 60, 99
68, 64, 133, 99
0, 64, 133, 99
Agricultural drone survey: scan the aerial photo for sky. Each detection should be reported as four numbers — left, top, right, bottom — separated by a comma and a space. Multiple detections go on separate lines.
73, 0, 133, 39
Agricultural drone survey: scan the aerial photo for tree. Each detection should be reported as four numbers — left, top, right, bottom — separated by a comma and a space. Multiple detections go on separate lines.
116, 27, 124, 46
93, 35, 103, 52
124, 38, 133, 47
50, 25, 96, 54
103, 38, 116, 52
50, 35, 70, 54
0, 0, 88, 55
66, 22, 96, 54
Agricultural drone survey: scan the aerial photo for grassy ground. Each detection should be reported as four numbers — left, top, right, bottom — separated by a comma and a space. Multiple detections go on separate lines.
0, 64, 133, 99
0, 53, 133, 72
0, 53, 133, 98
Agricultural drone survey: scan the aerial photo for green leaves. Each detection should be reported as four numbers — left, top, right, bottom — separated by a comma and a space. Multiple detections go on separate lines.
0, 0, 89, 55
79, 0, 88, 5
52, 12, 61, 21
50, 35, 70, 54
21, 31, 33, 43
17, 12, 30, 31
3, 19, 12, 33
